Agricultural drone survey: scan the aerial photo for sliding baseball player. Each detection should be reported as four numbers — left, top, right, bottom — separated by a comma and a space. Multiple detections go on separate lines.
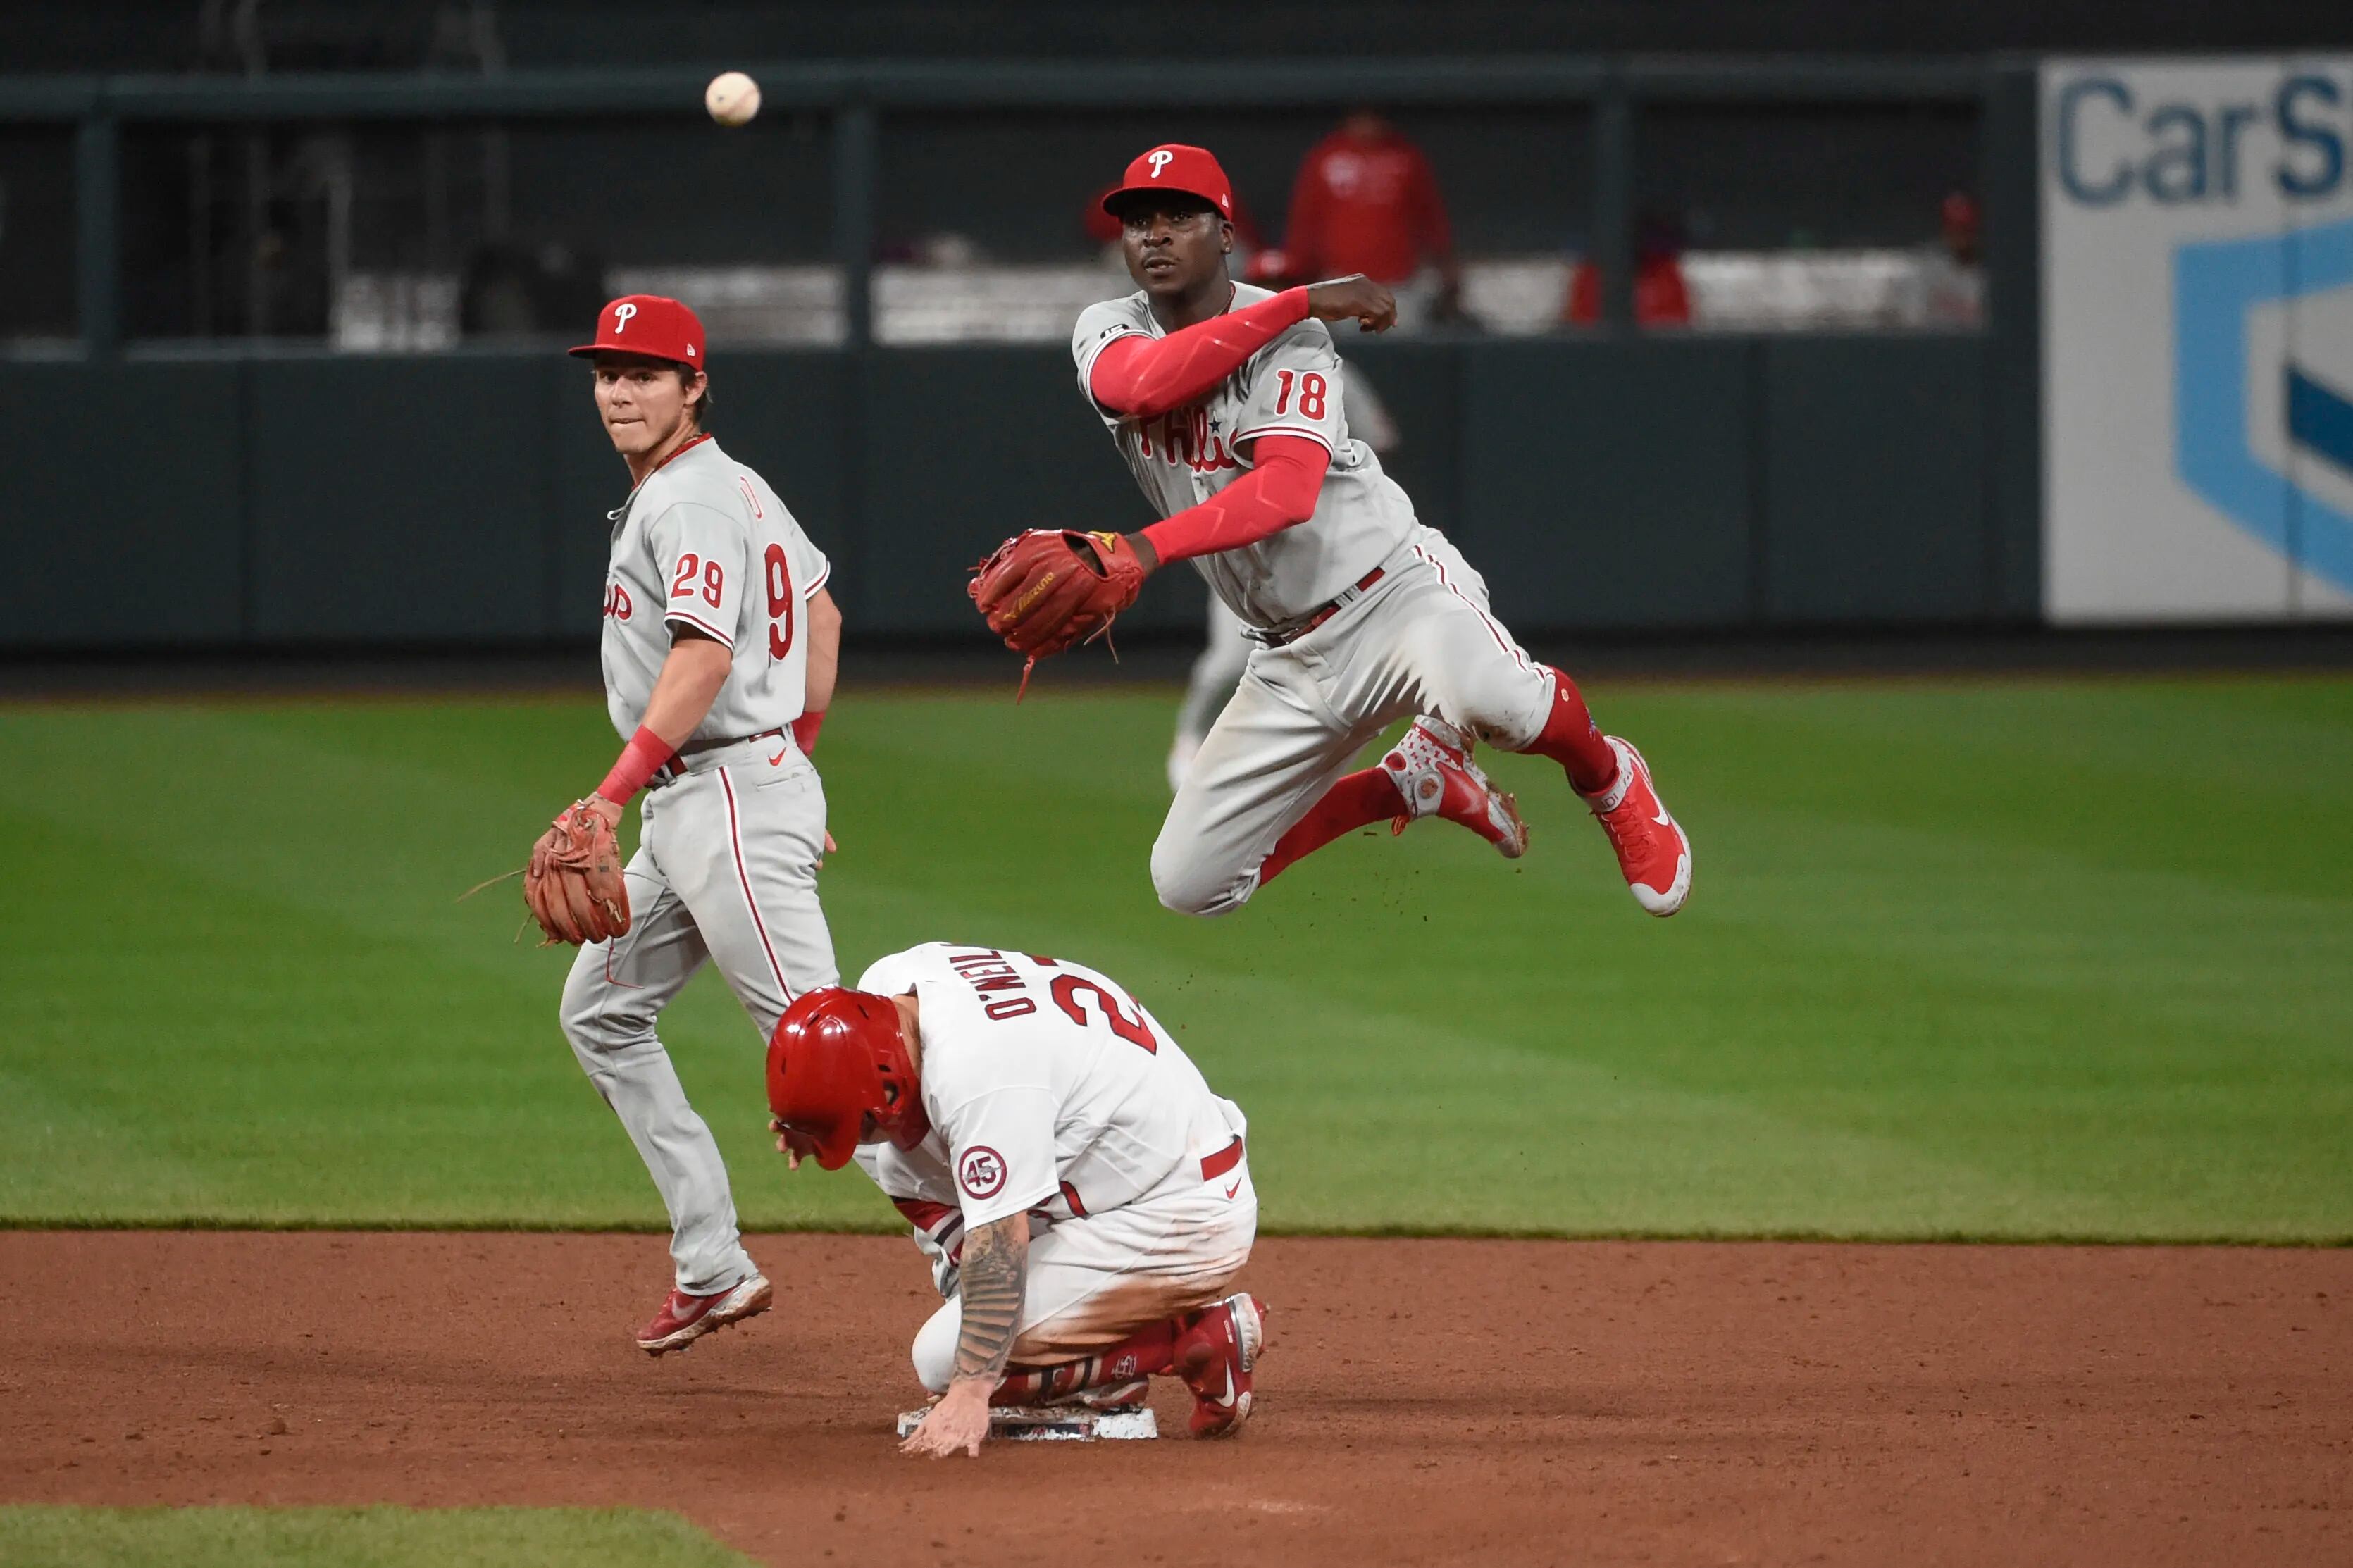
766, 943, 1265, 1455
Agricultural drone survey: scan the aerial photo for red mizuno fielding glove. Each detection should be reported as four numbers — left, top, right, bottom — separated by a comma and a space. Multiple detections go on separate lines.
967, 529, 1148, 661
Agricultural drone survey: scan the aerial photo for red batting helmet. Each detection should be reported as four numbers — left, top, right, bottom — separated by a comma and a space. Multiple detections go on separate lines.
569, 294, 707, 366
1102, 144, 1235, 223
766, 988, 927, 1171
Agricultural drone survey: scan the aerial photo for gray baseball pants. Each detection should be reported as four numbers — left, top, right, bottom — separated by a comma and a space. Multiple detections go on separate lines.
1151, 526, 1556, 918
560, 735, 838, 1295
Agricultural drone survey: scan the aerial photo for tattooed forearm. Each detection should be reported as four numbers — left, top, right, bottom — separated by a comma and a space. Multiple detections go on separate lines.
952, 1217, 1030, 1383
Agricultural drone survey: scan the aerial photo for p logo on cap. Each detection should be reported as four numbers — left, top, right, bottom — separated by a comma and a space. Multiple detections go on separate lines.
569, 294, 707, 366
1102, 144, 1236, 223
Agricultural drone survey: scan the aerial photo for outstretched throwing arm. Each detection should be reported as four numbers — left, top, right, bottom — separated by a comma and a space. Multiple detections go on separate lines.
1088, 277, 1396, 419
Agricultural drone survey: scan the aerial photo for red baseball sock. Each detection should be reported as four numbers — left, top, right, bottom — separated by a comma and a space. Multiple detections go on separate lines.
993, 1319, 1180, 1405
1257, 768, 1401, 888
1516, 666, 1619, 796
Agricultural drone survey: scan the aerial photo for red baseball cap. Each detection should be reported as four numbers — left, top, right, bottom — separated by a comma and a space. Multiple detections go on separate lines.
569, 294, 707, 366
1101, 144, 1234, 223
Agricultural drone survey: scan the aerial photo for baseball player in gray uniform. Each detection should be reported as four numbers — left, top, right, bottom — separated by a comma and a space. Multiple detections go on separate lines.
1058, 144, 1691, 919
557, 294, 842, 1355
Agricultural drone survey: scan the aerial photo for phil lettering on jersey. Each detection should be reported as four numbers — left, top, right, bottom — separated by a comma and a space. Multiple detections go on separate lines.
945, 947, 1037, 1020
1136, 405, 1241, 475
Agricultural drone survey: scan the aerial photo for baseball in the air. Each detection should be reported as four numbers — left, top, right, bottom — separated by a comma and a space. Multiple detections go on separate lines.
704, 71, 761, 127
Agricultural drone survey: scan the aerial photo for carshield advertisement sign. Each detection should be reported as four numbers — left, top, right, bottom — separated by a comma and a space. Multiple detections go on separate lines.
2044, 58, 2353, 620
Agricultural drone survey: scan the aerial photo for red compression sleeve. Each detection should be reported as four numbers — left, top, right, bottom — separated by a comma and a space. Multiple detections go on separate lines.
1140, 434, 1331, 565
789, 709, 824, 757
1088, 287, 1310, 418
596, 725, 676, 806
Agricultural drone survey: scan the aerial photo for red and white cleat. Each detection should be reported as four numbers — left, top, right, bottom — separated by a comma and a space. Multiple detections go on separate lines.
1382, 718, 1529, 858
1174, 1293, 1269, 1438
1581, 737, 1691, 916
635, 1271, 773, 1357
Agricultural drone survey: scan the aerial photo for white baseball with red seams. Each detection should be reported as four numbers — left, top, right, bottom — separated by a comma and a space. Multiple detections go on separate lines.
845, 943, 1258, 1393
559, 433, 840, 1298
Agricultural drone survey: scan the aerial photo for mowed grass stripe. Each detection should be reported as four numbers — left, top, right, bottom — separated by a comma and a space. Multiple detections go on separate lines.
0, 1505, 754, 1568
1, 680, 2347, 1240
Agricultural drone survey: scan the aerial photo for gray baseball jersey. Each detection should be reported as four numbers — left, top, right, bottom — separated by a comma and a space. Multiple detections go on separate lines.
1071, 282, 1417, 630
600, 434, 831, 745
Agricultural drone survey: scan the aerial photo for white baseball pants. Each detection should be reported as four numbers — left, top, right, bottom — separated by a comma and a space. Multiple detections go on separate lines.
909, 1150, 1258, 1393
1151, 526, 1556, 917
560, 736, 838, 1295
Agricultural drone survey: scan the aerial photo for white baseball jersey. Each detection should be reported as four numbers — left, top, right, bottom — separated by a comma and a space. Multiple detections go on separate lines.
1072, 282, 1417, 630
600, 434, 832, 745
850, 944, 1246, 1233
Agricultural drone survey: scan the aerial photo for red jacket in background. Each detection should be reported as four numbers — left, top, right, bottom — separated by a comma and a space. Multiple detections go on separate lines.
1282, 128, 1454, 285
1565, 256, 1693, 327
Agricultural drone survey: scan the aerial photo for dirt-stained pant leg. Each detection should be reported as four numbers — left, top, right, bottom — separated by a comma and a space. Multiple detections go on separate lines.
909, 1157, 1259, 1394
559, 850, 758, 1296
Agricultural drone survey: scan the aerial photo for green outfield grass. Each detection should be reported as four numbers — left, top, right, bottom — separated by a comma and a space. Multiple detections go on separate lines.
3, 676, 2348, 1241
0, 1505, 751, 1567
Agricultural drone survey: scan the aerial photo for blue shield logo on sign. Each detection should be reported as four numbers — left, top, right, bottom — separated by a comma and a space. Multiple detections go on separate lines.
2175, 216, 2353, 594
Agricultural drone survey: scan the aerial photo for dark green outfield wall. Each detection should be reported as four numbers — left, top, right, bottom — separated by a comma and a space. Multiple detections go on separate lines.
2, 335, 2029, 650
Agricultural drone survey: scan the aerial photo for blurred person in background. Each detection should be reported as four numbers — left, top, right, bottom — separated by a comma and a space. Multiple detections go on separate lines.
1565, 211, 1692, 329
1891, 190, 1985, 328
1282, 109, 1464, 326
461, 239, 605, 337
1166, 247, 1401, 790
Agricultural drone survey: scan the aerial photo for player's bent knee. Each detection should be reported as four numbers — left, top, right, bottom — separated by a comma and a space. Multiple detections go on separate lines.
1439, 666, 1552, 753
910, 1303, 959, 1395
558, 959, 652, 1059
1149, 843, 1254, 919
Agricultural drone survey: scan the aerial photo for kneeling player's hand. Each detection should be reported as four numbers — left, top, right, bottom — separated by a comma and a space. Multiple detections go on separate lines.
1305, 273, 1396, 333
772, 1116, 815, 1171
901, 1377, 993, 1458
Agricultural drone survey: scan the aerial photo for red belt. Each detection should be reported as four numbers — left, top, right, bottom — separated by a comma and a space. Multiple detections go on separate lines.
1054, 1136, 1244, 1220
1262, 566, 1384, 647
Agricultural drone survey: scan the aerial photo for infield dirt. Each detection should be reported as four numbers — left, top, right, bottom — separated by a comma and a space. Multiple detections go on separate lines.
4, 1232, 2345, 1566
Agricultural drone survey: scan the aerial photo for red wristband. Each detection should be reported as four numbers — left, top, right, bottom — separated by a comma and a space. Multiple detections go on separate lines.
597, 725, 676, 806
790, 710, 825, 757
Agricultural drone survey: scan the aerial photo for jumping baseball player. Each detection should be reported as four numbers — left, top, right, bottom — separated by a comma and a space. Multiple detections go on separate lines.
765, 944, 1265, 1455
971, 144, 1691, 918
531, 294, 842, 1356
